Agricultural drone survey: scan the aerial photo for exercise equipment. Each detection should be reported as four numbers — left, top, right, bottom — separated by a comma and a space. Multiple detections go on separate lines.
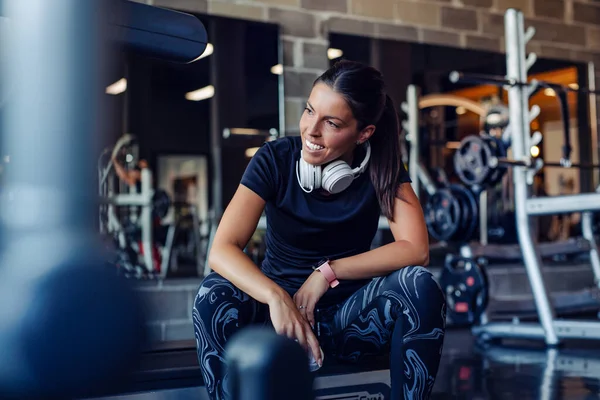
450, 8, 600, 347
225, 326, 315, 400
440, 254, 489, 326
424, 184, 478, 243
152, 189, 171, 220
453, 134, 508, 187
483, 104, 510, 135
0, 242, 148, 399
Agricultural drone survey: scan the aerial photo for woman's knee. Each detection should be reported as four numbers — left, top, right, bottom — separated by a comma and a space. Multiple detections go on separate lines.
383, 266, 444, 302
193, 272, 249, 319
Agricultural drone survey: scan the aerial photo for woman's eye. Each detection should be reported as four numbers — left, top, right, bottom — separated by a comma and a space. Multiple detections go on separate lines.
327, 121, 338, 128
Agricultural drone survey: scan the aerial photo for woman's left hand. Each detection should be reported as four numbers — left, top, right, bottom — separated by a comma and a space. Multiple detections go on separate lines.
293, 270, 330, 329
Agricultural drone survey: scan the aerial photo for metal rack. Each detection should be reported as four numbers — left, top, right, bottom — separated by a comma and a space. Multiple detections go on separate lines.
466, 9, 600, 346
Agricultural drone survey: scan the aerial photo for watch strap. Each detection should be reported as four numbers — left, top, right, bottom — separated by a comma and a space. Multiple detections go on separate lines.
317, 260, 339, 288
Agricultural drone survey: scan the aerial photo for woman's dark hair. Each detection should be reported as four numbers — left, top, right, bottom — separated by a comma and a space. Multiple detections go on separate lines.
314, 60, 404, 221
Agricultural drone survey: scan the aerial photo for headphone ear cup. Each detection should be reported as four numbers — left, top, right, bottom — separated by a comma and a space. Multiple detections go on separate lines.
322, 160, 354, 194
313, 163, 322, 190
299, 155, 321, 190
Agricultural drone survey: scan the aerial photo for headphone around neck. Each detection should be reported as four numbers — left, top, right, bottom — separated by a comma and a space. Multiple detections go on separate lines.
295, 141, 371, 194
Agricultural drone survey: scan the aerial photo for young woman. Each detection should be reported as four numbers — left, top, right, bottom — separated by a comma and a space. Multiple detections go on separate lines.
193, 60, 446, 400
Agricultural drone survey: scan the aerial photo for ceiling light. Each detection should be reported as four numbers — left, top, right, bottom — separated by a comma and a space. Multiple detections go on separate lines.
456, 106, 466, 115
327, 48, 343, 60
185, 85, 215, 101
106, 78, 127, 95
192, 43, 214, 62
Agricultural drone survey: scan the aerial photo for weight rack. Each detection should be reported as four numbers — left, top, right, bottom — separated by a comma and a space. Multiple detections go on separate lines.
461, 8, 600, 346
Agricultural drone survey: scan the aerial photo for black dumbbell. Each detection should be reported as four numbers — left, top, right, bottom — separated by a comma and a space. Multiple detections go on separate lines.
225, 326, 315, 400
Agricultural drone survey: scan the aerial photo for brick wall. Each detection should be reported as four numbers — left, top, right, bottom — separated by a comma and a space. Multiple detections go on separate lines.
140, 0, 600, 135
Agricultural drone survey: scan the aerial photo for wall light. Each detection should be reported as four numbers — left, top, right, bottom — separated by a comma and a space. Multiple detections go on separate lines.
185, 85, 215, 101
530, 145, 540, 157
106, 78, 127, 95
327, 48, 343, 60
245, 147, 260, 158
568, 83, 579, 90
191, 43, 214, 62
544, 88, 556, 97
271, 64, 283, 75
456, 106, 466, 115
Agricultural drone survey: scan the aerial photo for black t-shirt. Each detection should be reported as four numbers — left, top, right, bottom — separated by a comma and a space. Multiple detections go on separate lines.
240, 136, 411, 306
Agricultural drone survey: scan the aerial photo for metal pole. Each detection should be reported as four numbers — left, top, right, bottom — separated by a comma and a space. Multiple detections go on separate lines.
588, 62, 598, 189
505, 8, 558, 346
204, 22, 222, 277
581, 210, 600, 287
479, 190, 488, 246
140, 168, 154, 273
407, 85, 420, 198
416, 162, 437, 196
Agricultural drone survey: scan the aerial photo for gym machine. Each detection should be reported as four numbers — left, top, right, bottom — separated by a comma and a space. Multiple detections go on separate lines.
400, 85, 493, 327
99, 135, 154, 276
450, 8, 600, 346
401, 53, 600, 327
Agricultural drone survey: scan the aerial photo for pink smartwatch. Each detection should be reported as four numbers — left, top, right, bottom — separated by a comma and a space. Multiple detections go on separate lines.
316, 258, 339, 288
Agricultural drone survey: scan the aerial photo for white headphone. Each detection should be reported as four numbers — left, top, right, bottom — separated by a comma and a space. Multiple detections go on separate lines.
296, 141, 371, 194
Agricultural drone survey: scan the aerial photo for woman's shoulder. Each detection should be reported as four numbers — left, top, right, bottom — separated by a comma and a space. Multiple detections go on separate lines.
261, 136, 301, 164
267, 135, 301, 152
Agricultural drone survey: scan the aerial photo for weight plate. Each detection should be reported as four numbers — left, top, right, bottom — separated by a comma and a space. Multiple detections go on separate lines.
440, 255, 489, 326
424, 189, 461, 242
449, 184, 478, 243
453, 135, 494, 187
152, 189, 171, 220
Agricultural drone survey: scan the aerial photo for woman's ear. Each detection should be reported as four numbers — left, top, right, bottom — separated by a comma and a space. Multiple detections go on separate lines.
357, 125, 376, 144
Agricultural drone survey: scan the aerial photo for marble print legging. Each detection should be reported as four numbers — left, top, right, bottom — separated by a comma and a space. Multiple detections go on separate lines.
192, 266, 447, 400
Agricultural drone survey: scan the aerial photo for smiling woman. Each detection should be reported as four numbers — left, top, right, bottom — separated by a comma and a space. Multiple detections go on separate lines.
193, 60, 446, 400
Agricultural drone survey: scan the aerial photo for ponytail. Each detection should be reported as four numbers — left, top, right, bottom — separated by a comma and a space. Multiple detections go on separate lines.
369, 95, 403, 222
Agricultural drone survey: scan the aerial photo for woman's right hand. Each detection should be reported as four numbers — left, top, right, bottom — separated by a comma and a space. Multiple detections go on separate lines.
268, 291, 322, 366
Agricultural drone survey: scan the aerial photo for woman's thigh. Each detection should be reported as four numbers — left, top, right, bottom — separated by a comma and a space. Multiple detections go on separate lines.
193, 272, 270, 348
319, 266, 446, 360
192, 272, 271, 399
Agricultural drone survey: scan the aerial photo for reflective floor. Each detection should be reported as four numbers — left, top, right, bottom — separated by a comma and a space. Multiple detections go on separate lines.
432, 329, 600, 400
96, 328, 600, 400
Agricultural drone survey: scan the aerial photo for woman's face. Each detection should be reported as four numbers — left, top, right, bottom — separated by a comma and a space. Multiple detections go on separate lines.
299, 83, 373, 166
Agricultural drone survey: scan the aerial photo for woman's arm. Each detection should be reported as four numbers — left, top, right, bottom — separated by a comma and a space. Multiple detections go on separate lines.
329, 182, 429, 280
207, 184, 288, 305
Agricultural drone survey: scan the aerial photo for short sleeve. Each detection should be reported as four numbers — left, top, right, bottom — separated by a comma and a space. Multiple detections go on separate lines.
397, 162, 412, 185
240, 143, 279, 201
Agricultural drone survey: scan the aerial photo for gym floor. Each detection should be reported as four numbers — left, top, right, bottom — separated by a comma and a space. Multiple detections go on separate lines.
92, 327, 600, 400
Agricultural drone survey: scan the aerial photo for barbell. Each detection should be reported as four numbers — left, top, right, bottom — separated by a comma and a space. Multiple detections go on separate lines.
453, 134, 600, 188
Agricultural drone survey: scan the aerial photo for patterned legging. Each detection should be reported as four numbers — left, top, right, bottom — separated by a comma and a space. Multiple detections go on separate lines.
193, 266, 446, 400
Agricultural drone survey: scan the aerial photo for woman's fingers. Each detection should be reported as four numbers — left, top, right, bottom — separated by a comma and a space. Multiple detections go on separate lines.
305, 304, 316, 329
305, 329, 322, 367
